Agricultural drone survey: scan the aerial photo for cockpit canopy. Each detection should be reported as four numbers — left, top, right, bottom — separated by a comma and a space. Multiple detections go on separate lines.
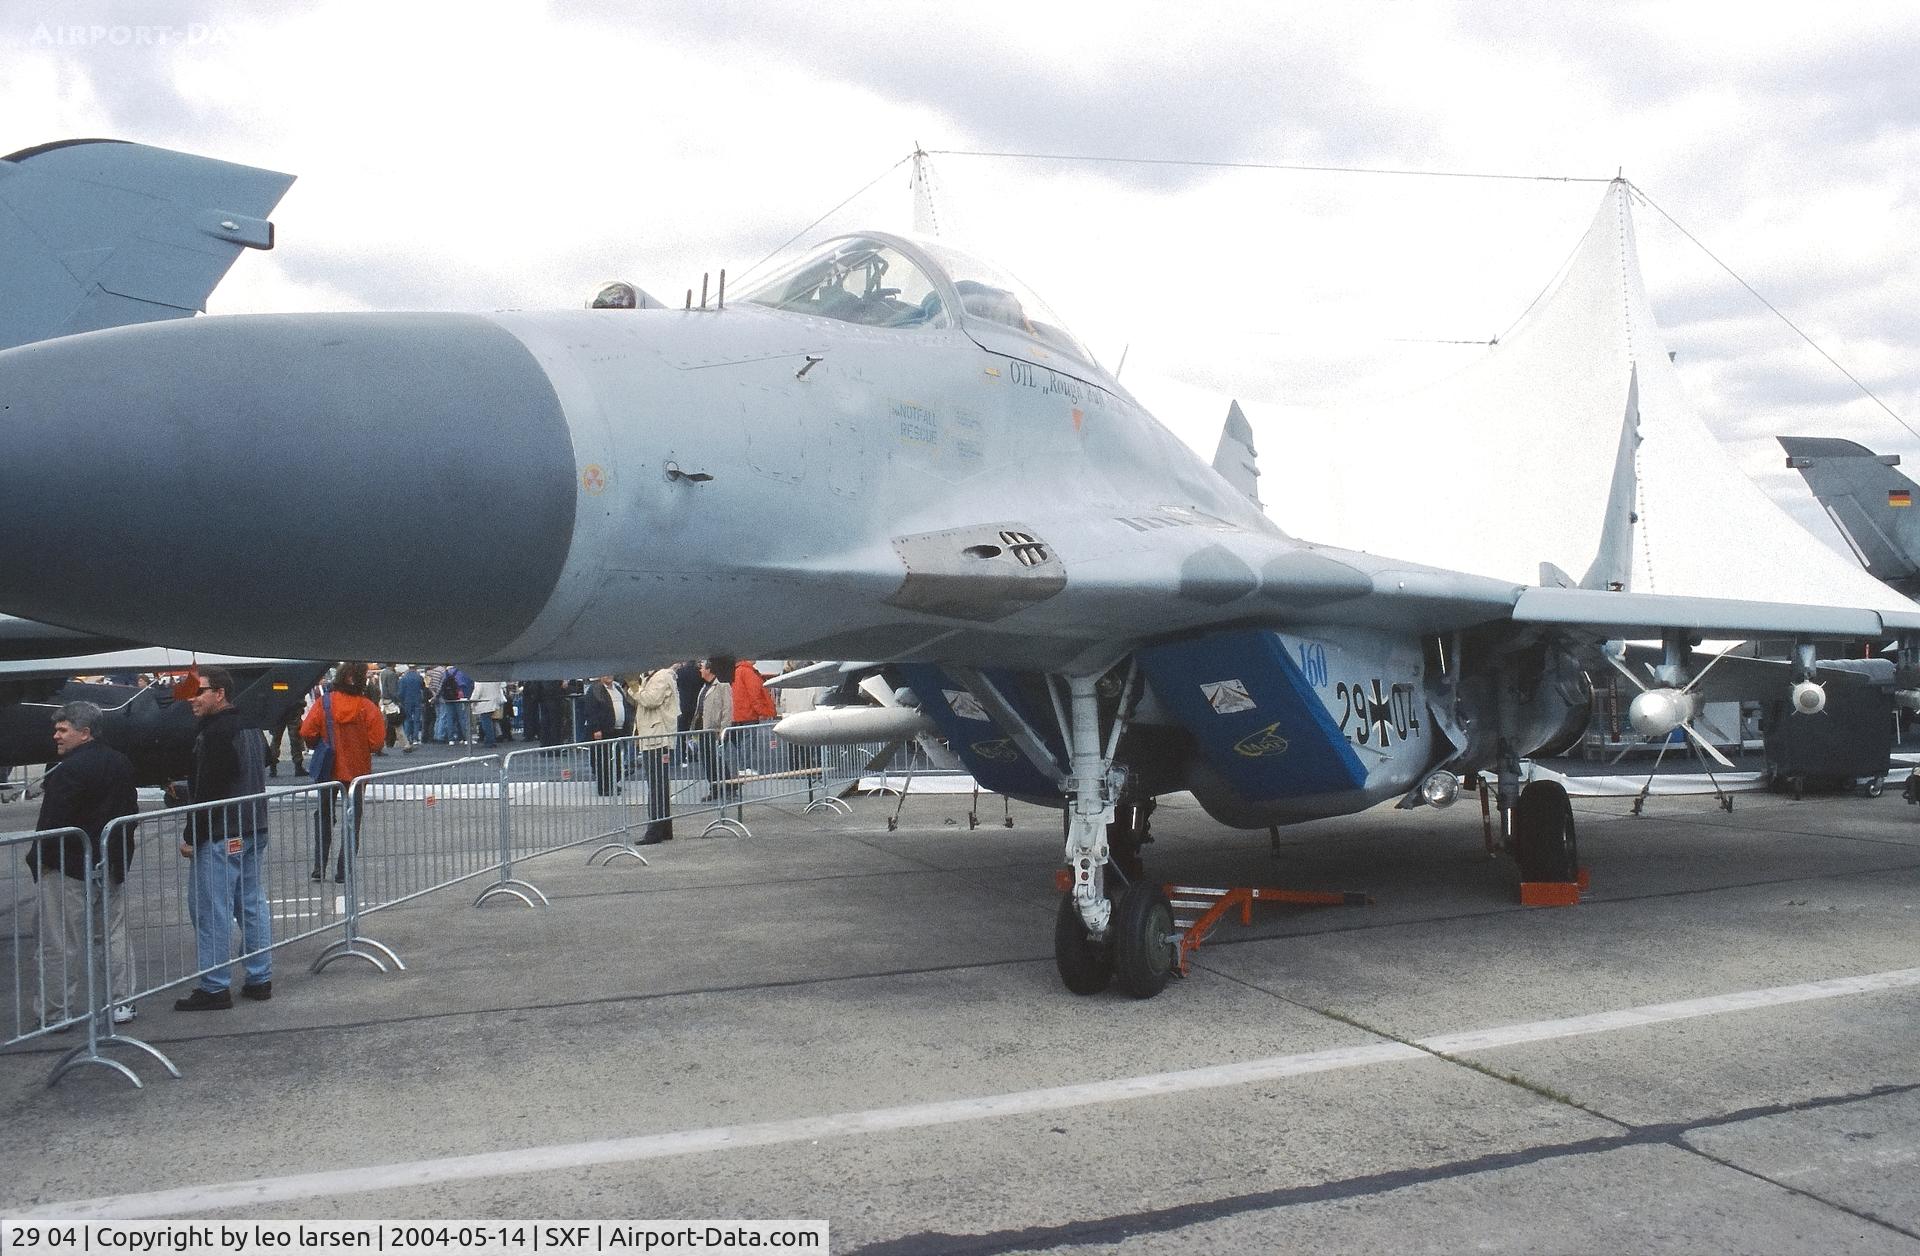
740, 232, 1096, 371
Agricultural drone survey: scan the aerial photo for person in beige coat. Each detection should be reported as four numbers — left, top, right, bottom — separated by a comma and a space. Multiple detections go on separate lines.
693, 658, 734, 802
631, 666, 680, 843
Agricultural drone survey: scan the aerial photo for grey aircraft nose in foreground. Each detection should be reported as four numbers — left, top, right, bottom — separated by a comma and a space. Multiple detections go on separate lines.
4, 220, 1917, 998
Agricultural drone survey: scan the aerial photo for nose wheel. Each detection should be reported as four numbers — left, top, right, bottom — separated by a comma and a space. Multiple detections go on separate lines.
1111, 882, 1177, 998
1053, 879, 1178, 998
1054, 891, 1114, 994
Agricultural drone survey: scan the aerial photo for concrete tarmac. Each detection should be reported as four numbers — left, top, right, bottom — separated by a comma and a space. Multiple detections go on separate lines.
2, 781, 1918, 1254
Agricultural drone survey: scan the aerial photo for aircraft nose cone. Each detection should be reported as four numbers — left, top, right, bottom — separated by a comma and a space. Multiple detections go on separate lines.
0, 313, 578, 659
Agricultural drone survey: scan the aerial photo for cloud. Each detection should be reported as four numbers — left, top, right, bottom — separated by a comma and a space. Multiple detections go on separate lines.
3, 0, 1915, 546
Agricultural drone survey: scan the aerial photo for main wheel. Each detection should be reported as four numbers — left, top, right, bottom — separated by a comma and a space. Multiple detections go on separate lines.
1111, 882, 1177, 999
1054, 892, 1113, 995
1512, 780, 1578, 883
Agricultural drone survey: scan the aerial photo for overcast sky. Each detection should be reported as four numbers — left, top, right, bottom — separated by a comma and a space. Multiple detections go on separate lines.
7, 0, 1917, 551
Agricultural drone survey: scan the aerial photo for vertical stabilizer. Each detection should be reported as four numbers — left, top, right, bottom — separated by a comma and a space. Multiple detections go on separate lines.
1212, 400, 1262, 508
0, 138, 294, 350
1779, 436, 1920, 594
1580, 366, 1642, 590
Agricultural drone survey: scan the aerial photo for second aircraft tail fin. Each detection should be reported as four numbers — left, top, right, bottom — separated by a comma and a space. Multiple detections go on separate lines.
1780, 436, 1920, 592
0, 137, 294, 351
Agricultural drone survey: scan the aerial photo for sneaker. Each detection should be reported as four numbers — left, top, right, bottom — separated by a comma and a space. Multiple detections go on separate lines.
173, 986, 233, 1012
0, 787, 22, 804
240, 981, 272, 1002
110, 1004, 137, 1025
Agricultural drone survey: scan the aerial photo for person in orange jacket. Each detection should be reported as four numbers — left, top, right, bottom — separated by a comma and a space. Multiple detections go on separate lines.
300, 662, 388, 882
731, 659, 777, 724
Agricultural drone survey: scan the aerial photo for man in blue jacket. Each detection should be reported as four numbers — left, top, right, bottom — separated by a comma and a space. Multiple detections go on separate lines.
29, 701, 139, 1027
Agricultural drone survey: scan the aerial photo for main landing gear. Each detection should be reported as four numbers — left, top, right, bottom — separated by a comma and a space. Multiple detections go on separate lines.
1508, 778, 1583, 905
1048, 668, 1180, 999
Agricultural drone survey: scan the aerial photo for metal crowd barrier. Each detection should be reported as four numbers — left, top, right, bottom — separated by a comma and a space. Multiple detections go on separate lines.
4, 825, 178, 1087
498, 735, 659, 879
5, 827, 94, 1047
692, 721, 882, 835
3, 724, 915, 1088
350, 754, 505, 923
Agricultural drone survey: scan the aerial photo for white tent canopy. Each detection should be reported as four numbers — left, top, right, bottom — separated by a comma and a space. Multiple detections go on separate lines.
1263, 182, 1916, 620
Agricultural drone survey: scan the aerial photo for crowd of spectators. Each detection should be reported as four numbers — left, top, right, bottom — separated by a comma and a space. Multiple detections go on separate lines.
14, 657, 821, 1027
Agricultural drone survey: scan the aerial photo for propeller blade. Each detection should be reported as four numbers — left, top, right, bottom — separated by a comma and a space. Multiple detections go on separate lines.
1602, 651, 1652, 694
1680, 645, 1737, 696
1609, 737, 1644, 766
1679, 721, 1736, 769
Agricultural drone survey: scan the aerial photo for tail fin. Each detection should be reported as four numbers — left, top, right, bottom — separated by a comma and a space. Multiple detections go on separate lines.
1211, 400, 1261, 508
1580, 366, 1642, 591
0, 138, 294, 350
1779, 436, 1920, 591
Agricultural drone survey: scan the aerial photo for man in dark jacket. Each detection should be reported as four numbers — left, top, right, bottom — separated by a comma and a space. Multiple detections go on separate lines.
170, 666, 272, 1011
29, 701, 139, 1027
584, 675, 628, 796
674, 659, 703, 735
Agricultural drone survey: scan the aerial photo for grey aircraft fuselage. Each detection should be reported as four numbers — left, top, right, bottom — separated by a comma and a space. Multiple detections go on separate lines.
0, 231, 1909, 903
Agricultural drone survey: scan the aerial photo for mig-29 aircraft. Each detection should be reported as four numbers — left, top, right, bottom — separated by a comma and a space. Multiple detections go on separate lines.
1, 168, 1914, 999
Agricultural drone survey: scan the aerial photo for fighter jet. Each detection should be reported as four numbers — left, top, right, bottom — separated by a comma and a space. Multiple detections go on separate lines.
1780, 436, 1920, 597
2, 185, 1913, 998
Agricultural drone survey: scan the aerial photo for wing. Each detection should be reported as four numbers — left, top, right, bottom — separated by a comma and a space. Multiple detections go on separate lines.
1509, 585, 1920, 638
0, 138, 294, 351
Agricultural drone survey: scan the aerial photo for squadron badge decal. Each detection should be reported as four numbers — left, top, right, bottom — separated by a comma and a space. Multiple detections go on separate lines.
1232, 722, 1290, 758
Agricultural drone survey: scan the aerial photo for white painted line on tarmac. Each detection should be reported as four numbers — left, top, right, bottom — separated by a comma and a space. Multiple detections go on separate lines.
20, 965, 1920, 1220
1421, 968, 1920, 1055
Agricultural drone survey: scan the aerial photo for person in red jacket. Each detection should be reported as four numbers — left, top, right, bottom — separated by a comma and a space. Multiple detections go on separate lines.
732, 659, 777, 724
300, 662, 388, 882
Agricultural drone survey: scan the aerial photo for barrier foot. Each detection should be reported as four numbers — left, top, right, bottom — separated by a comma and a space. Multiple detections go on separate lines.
702, 816, 752, 838
805, 797, 852, 815
95, 1030, 182, 1078
311, 934, 407, 973
47, 1017, 179, 1088
475, 878, 550, 907
48, 1050, 143, 1090
588, 842, 651, 867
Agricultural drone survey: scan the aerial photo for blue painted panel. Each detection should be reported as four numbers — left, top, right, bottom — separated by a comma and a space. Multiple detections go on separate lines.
1137, 631, 1367, 799
898, 663, 1059, 798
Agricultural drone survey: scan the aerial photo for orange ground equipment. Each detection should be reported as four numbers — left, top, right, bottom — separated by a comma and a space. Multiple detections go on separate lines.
1162, 883, 1372, 976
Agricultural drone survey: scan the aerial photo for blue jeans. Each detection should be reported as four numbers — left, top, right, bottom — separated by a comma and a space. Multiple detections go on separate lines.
187, 832, 272, 992
435, 702, 470, 743
403, 701, 424, 745
478, 713, 497, 747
